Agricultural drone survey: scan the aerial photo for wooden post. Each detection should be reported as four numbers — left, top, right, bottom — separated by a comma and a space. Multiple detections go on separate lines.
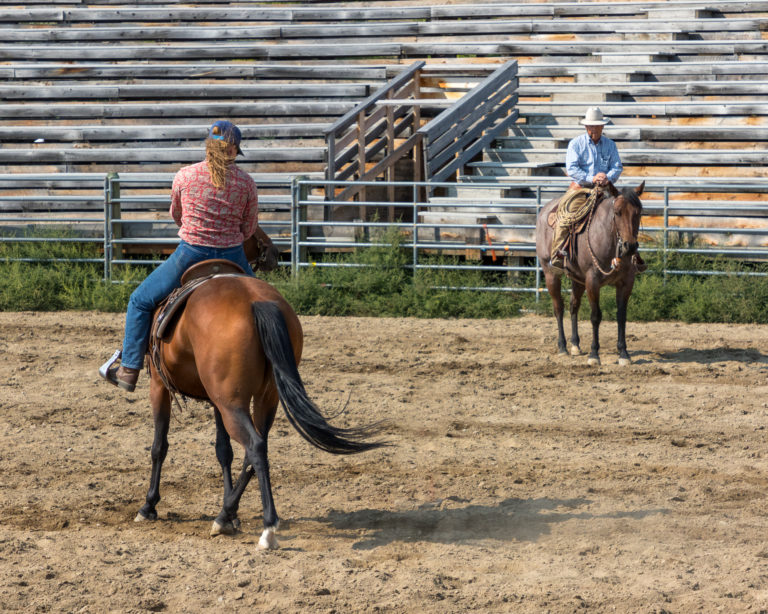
412, 70, 424, 204
386, 88, 395, 223
325, 131, 336, 223
357, 109, 367, 221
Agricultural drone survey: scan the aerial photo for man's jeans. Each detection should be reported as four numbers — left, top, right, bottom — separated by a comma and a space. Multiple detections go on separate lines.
120, 240, 254, 370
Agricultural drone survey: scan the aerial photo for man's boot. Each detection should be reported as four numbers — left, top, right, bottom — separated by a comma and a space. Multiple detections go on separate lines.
549, 223, 569, 274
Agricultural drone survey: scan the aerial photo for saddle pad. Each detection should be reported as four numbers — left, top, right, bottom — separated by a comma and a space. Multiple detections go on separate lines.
180, 258, 244, 286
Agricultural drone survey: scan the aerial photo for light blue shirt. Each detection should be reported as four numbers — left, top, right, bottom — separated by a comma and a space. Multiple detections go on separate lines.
565, 132, 622, 185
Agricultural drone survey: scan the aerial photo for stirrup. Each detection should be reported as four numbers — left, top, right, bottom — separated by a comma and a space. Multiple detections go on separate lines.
99, 350, 138, 392
548, 259, 565, 274
99, 349, 121, 380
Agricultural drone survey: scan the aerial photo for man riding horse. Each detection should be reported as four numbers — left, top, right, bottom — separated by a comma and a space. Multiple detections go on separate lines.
550, 107, 646, 275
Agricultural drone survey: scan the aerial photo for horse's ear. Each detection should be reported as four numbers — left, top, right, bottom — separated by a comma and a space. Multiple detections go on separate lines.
606, 182, 620, 198
635, 181, 645, 196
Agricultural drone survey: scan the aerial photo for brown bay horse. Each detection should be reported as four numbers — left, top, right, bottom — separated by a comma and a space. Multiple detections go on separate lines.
135, 229, 385, 548
535, 182, 645, 366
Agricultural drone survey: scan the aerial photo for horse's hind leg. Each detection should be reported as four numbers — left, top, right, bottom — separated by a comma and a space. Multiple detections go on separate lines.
210, 408, 255, 536
215, 405, 280, 549
545, 271, 568, 354
569, 282, 585, 356
136, 381, 171, 522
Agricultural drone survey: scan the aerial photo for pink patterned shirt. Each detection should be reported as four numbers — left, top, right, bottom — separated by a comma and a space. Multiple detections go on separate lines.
170, 160, 259, 248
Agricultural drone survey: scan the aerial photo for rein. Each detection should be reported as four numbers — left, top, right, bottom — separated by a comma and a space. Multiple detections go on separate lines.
585, 193, 632, 277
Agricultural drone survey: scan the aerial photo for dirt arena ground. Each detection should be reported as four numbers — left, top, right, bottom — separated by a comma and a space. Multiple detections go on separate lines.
2, 310, 768, 613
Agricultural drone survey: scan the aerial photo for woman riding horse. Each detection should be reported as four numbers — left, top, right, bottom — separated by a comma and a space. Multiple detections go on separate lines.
100, 120, 264, 392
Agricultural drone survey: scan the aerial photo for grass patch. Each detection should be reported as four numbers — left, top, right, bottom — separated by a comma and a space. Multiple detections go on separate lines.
1, 228, 768, 323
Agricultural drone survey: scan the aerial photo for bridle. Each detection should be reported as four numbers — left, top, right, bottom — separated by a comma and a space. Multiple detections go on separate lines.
249, 234, 270, 268
586, 191, 638, 277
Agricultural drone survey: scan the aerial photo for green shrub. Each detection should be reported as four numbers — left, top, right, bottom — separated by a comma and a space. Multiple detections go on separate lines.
2, 230, 768, 323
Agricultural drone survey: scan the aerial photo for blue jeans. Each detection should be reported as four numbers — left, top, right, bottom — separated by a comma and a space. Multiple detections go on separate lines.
120, 240, 254, 370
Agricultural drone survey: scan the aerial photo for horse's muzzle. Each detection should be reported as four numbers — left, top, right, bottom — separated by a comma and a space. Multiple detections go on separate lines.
617, 239, 638, 258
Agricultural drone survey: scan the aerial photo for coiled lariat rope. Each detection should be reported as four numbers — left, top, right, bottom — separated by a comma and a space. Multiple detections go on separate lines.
556, 186, 599, 227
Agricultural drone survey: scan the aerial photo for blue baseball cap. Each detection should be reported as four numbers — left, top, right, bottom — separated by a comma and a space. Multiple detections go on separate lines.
208, 120, 243, 156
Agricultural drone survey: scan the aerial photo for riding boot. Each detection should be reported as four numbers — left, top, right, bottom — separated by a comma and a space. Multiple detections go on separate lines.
549, 222, 570, 272
102, 362, 140, 392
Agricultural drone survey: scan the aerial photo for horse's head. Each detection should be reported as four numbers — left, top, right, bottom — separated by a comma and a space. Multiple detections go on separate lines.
611, 181, 644, 259
243, 226, 280, 272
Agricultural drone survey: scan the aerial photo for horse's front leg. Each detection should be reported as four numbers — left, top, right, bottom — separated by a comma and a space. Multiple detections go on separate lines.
615, 278, 635, 366
569, 282, 585, 356
136, 378, 171, 522
545, 270, 567, 354
585, 276, 602, 366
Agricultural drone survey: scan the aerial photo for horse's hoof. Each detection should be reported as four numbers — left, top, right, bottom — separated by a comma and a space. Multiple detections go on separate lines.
258, 526, 279, 550
134, 510, 156, 522
587, 356, 601, 367
618, 357, 631, 367
569, 345, 581, 356
210, 518, 240, 537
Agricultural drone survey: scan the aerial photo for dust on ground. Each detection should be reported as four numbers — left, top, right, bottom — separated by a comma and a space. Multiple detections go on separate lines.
2, 311, 768, 612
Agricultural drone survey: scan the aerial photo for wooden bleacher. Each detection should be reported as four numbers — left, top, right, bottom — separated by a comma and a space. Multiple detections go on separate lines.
2, 0, 768, 255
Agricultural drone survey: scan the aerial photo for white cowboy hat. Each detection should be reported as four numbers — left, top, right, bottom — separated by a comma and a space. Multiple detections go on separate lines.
580, 107, 611, 126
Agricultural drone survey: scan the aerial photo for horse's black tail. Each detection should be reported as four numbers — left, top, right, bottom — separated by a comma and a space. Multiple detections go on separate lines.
251, 301, 387, 454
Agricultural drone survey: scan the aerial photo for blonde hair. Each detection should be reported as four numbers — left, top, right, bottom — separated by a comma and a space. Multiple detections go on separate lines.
205, 137, 237, 189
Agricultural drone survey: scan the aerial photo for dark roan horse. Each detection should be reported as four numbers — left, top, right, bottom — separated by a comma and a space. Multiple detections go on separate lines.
535, 181, 645, 367
135, 228, 386, 549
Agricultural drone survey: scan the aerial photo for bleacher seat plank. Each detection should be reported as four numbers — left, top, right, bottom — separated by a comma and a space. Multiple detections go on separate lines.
3, 39, 768, 62
0, 147, 326, 163
516, 101, 768, 117
4, 1, 765, 24
0, 83, 370, 100
2, 63, 390, 80
517, 61, 768, 79
3, 0, 768, 206
518, 81, 768, 97
0, 101, 358, 120
0, 123, 329, 142
504, 126, 768, 141
8, 19, 766, 43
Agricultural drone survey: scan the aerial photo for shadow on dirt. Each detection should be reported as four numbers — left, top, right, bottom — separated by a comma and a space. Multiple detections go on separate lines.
319, 497, 668, 549
658, 347, 768, 364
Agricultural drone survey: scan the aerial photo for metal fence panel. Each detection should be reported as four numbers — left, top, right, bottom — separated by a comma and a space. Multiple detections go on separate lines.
1, 174, 767, 291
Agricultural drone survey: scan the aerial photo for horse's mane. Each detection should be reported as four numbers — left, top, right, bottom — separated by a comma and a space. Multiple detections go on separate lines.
619, 186, 643, 211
